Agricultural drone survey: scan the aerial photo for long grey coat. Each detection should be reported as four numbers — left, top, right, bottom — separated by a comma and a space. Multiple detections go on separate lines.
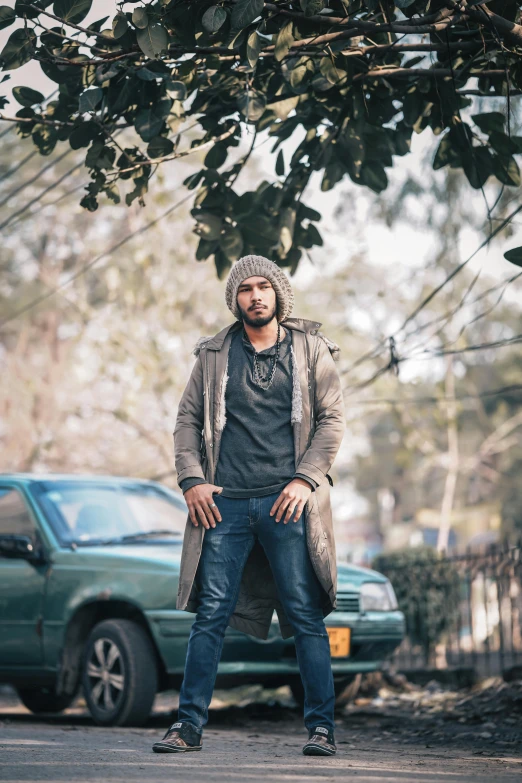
174, 317, 345, 640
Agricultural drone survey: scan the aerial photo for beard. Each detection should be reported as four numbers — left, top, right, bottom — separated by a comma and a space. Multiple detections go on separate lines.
239, 301, 278, 328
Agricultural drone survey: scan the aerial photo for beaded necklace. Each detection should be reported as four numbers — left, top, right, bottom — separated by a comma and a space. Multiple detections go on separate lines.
242, 323, 282, 391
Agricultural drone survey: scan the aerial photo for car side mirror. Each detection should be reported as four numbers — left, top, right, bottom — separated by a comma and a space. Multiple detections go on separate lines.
0, 534, 46, 563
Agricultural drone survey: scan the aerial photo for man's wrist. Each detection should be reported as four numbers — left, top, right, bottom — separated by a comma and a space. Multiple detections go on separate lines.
293, 475, 316, 492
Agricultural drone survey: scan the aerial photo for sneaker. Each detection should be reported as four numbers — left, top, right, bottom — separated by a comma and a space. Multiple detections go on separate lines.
302, 726, 336, 756
152, 721, 203, 753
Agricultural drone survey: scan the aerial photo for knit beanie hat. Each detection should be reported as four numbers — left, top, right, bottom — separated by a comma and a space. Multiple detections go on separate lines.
225, 254, 294, 323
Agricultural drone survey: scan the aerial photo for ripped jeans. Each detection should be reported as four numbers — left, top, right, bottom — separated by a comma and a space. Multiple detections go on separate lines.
176, 489, 335, 735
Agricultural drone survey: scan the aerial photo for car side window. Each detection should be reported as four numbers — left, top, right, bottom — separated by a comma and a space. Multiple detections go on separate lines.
0, 488, 36, 539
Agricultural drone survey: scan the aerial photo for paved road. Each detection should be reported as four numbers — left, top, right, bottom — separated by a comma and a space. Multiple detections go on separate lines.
2, 717, 521, 782
1, 687, 521, 782
2, 719, 521, 783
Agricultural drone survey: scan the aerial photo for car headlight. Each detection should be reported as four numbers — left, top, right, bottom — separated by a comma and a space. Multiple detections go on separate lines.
360, 580, 399, 612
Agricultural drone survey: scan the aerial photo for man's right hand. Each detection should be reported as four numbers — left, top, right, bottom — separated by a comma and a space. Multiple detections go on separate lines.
185, 483, 223, 529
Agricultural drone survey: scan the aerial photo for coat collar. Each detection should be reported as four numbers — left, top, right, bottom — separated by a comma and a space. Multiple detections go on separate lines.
204, 317, 322, 352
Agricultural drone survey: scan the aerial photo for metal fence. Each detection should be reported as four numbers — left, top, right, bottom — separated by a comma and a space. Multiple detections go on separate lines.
378, 539, 522, 679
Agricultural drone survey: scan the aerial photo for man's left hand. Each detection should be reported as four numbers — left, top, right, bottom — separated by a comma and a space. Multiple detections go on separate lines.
270, 478, 313, 524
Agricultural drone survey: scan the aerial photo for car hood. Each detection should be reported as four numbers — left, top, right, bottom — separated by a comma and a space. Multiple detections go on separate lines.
336, 561, 387, 591
54, 541, 183, 573
54, 545, 387, 588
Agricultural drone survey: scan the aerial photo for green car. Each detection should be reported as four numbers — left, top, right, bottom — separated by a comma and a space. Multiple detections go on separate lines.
0, 474, 405, 726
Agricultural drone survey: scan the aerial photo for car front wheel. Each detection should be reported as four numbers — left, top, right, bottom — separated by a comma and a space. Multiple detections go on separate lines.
81, 619, 158, 727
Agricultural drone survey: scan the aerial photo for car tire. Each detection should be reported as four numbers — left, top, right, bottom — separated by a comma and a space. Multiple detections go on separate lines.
16, 687, 75, 714
81, 619, 158, 727
289, 673, 361, 709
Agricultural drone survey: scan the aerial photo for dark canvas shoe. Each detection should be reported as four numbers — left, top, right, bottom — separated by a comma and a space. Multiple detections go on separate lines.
302, 726, 336, 756
152, 721, 203, 753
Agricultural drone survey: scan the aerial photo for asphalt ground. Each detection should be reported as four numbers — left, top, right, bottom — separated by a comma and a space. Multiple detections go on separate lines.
1, 682, 521, 783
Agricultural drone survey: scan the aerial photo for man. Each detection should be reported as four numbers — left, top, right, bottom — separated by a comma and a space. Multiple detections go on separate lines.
152, 254, 345, 757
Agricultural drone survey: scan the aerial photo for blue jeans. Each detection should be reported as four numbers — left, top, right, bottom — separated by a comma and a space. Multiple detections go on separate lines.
176, 490, 335, 735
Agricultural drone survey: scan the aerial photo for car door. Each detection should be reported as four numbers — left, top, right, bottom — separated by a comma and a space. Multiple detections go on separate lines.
0, 485, 47, 666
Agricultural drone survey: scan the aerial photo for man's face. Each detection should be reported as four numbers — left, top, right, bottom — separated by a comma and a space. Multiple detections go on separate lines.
236, 275, 277, 327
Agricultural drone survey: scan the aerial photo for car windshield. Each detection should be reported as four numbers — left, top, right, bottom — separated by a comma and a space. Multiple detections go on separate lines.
31, 482, 187, 546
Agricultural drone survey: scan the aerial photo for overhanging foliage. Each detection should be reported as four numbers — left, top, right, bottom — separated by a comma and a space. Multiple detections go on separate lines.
1, 0, 522, 276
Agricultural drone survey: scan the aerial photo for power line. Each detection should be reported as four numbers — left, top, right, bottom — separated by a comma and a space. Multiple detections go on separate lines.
2, 178, 86, 232
340, 200, 522, 384
348, 383, 522, 407
0, 159, 84, 232
0, 145, 73, 210
0, 191, 194, 330
0, 149, 37, 184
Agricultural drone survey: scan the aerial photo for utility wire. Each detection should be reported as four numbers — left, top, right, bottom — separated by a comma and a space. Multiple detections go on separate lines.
0, 159, 84, 232
0, 149, 37, 184
0, 191, 194, 330
0, 145, 73, 210
349, 384, 522, 407
340, 200, 522, 381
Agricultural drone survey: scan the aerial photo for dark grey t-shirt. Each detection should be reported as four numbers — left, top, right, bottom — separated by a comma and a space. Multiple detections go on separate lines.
215, 326, 295, 497
179, 324, 317, 498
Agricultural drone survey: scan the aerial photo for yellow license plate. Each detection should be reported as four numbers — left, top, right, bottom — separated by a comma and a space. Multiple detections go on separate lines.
327, 627, 351, 657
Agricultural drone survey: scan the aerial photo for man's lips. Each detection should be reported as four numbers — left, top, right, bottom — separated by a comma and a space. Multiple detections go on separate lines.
251, 306, 266, 311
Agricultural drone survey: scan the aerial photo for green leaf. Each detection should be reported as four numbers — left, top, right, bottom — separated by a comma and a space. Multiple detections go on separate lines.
80, 193, 98, 211
132, 7, 148, 29
305, 223, 323, 247
202, 5, 227, 33
433, 132, 460, 170
488, 130, 519, 156
125, 175, 148, 206
0, 6, 16, 31
275, 20, 293, 62
69, 120, 99, 149
147, 135, 174, 158
112, 12, 128, 39
166, 80, 187, 100
204, 142, 228, 169
492, 154, 520, 186
14, 1, 41, 19
231, 0, 264, 30
78, 86, 103, 112
12, 85, 44, 106
359, 161, 388, 193
220, 224, 244, 261
319, 56, 347, 85
53, 0, 93, 25
214, 247, 232, 280
193, 211, 223, 240
137, 23, 168, 59
503, 246, 522, 266
237, 89, 266, 122
247, 30, 261, 68
461, 146, 492, 190
196, 237, 218, 260
32, 123, 58, 155
278, 206, 296, 258
472, 112, 505, 135
135, 98, 172, 142
299, 0, 326, 16
275, 148, 285, 176
321, 161, 344, 191
0, 28, 35, 71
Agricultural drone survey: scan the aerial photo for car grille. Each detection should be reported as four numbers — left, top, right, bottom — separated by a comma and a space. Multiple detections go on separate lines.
335, 591, 360, 613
